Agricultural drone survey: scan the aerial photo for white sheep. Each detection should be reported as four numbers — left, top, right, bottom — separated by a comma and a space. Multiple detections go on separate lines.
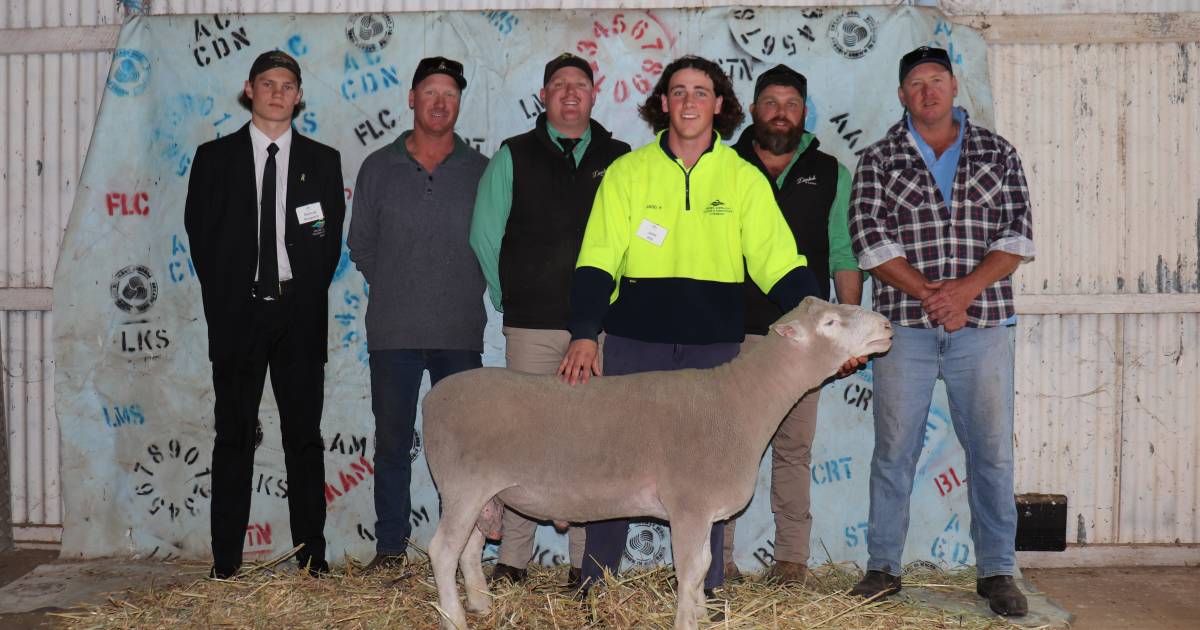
423, 297, 894, 630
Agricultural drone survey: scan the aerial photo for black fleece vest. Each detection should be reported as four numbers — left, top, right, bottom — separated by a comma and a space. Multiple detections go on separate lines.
735, 131, 839, 335
500, 115, 630, 329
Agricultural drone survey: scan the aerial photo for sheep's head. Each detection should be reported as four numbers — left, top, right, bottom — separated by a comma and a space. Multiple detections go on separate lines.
770, 297, 893, 361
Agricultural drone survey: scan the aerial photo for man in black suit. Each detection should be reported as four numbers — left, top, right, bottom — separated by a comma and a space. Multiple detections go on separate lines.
184, 50, 345, 579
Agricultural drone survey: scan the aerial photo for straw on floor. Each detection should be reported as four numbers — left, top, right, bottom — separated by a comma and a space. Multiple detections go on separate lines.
54, 548, 1030, 629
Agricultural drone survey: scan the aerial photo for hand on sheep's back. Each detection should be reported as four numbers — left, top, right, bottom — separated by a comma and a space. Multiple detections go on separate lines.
557, 338, 602, 385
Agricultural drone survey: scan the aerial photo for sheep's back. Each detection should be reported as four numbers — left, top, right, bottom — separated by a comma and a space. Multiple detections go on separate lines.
422, 366, 720, 472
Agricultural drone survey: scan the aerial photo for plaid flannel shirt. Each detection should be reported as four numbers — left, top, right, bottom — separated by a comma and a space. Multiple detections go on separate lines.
850, 112, 1035, 328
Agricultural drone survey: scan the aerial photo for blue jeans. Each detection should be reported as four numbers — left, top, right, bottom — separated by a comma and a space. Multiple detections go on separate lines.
369, 349, 481, 555
866, 325, 1017, 578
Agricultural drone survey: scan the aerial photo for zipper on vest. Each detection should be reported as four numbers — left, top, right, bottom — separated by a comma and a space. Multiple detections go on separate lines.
672, 159, 692, 211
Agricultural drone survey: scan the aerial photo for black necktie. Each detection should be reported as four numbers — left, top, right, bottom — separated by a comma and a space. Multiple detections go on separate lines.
559, 137, 580, 168
258, 142, 279, 299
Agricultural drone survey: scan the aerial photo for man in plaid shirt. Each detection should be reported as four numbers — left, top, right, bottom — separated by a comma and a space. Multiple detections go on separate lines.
847, 47, 1034, 617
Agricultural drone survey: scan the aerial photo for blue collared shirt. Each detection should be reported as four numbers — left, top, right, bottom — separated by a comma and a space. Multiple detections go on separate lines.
907, 106, 966, 208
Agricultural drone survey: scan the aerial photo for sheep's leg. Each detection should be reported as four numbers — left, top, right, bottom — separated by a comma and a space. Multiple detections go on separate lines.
668, 517, 712, 630
694, 529, 712, 622
460, 526, 491, 614
430, 504, 477, 630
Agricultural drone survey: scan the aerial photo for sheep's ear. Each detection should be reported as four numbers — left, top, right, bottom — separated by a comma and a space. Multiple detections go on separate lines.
770, 319, 808, 343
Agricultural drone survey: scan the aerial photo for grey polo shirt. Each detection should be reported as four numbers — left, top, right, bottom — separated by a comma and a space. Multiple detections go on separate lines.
347, 132, 488, 351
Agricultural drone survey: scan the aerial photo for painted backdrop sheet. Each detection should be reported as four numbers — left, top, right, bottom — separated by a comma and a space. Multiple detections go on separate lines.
54, 6, 991, 573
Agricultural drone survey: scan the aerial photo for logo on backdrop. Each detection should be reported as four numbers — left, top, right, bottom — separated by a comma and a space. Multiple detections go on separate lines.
623, 522, 670, 569
111, 265, 159, 314
131, 438, 211, 524
106, 49, 151, 97
410, 429, 423, 462
828, 11, 877, 59
346, 14, 394, 53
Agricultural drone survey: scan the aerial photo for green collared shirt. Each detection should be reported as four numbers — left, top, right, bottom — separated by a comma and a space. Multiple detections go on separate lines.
469, 123, 593, 312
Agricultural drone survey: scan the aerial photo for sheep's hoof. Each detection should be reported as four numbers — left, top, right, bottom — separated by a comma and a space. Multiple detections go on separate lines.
465, 591, 492, 615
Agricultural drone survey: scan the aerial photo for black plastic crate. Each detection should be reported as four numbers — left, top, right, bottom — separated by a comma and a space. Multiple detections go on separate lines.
1015, 493, 1068, 551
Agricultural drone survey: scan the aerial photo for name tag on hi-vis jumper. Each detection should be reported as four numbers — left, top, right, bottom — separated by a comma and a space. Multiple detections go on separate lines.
296, 202, 324, 224
636, 218, 668, 246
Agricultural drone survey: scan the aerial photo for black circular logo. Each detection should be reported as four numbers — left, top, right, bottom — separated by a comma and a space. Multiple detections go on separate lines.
346, 14, 393, 53
622, 522, 669, 569
111, 265, 159, 314
828, 11, 877, 59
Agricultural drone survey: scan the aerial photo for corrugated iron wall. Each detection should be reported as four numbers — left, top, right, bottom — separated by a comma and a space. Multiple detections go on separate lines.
3, 0, 115, 540
2, 0, 1198, 548
990, 40, 1200, 544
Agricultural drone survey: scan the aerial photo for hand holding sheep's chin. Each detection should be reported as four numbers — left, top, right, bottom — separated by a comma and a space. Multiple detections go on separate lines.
835, 355, 869, 378
557, 339, 602, 385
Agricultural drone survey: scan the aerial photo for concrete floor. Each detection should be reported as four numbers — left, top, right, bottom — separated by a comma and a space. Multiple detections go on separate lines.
1024, 566, 1200, 630
0, 550, 62, 629
2, 549, 1199, 628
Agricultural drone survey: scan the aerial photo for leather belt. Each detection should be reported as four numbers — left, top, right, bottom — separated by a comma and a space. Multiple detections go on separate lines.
251, 279, 293, 300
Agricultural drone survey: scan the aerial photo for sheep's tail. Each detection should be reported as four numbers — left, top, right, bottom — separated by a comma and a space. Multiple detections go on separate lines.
476, 495, 504, 540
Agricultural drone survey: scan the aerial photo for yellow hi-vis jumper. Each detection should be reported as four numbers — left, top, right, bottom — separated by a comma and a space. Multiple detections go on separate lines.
568, 132, 815, 345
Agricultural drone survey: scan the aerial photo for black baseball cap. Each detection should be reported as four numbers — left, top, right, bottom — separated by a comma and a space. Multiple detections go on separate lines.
899, 46, 953, 84
412, 56, 467, 90
248, 50, 302, 85
753, 64, 807, 101
543, 53, 594, 85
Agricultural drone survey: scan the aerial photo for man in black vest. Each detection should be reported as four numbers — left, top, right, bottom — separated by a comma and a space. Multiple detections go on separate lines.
469, 53, 630, 589
722, 64, 863, 584
184, 51, 345, 579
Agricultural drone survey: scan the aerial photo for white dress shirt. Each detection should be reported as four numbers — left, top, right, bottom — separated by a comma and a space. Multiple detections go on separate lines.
248, 122, 293, 282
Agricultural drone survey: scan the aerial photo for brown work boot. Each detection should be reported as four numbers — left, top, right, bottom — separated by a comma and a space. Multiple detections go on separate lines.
488, 562, 528, 585
363, 554, 411, 576
977, 575, 1029, 617
764, 560, 812, 585
723, 561, 743, 583
849, 570, 901, 599
563, 566, 583, 591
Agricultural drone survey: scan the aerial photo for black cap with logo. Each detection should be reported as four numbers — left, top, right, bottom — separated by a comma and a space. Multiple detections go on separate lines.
753, 64, 808, 101
543, 53, 594, 86
412, 56, 467, 90
899, 46, 953, 84
248, 50, 302, 85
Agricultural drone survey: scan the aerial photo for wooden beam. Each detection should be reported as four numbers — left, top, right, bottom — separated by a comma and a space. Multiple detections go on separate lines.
1017, 293, 1200, 315
1020, 544, 1200, 568
0, 25, 120, 55
0, 12, 1196, 55
952, 12, 1200, 45
0, 288, 53, 311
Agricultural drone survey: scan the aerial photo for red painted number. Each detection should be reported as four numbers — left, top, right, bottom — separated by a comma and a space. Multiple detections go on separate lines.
611, 14, 627, 34
613, 79, 629, 103
632, 74, 652, 95
577, 40, 598, 57
631, 19, 648, 40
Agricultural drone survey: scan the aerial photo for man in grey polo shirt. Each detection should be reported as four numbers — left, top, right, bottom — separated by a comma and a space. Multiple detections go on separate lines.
348, 56, 488, 571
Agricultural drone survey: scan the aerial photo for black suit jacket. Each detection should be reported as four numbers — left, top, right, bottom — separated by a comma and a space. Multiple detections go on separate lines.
184, 123, 345, 362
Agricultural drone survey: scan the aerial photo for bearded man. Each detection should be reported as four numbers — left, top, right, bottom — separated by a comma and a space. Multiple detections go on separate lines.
722, 63, 863, 585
